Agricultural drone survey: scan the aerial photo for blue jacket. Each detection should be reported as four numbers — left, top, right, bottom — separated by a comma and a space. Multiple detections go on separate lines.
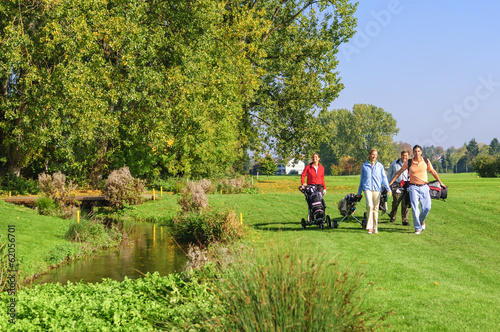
357, 161, 390, 195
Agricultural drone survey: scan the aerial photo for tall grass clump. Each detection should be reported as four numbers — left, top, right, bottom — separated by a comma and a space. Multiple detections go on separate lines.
212, 243, 386, 331
170, 179, 244, 246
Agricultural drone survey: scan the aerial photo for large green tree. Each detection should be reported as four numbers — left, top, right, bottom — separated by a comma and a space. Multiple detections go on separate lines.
318, 104, 399, 173
1, 0, 358, 181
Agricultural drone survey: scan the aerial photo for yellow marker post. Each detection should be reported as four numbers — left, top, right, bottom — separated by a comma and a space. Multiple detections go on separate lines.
9, 191, 11, 197
161, 187, 163, 197
240, 213, 243, 225
221, 189, 222, 195
153, 189, 156, 201
77, 210, 80, 223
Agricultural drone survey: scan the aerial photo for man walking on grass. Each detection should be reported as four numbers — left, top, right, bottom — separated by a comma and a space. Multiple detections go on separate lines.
389, 145, 446, 234
387, 150, 410, 226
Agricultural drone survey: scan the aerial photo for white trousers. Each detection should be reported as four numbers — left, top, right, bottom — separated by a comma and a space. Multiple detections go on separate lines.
364, 190, 381, 230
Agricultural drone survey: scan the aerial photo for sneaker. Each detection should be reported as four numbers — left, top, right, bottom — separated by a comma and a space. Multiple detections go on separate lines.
421, 222, 426, 230
402, 221, 410, 226
367, 229, 373, 234
414, 229, 422, 235
374, 228, 379, 234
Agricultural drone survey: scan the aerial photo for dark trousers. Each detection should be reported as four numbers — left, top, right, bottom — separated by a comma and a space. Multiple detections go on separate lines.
389, 189, 409, 222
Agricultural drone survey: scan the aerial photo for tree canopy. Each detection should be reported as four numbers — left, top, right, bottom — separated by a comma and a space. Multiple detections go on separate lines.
0, 0, 358, 182
317, 104, 399, 173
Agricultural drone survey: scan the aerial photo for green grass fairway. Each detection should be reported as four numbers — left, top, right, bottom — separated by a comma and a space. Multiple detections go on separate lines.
2, 173, 499, 330
142, 173, 497, 331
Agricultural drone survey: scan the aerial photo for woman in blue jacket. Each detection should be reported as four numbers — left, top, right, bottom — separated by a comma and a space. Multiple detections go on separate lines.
356, 149, 391, 234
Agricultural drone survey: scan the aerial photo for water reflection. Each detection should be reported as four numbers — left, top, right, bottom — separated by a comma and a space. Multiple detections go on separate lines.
33, 223, 187, 285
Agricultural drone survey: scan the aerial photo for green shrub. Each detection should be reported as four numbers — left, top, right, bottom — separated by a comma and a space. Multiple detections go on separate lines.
147, 176, 186, 194
0, 174, 39, 195
65, 220, 122, 250
0, 272, 222, 331
102, 166, 146, 209
169, 208, 244, 246
36, 196, 56, 216
211, 243, 386, 331
44, 242, 81, 265
472, 154, 500, 177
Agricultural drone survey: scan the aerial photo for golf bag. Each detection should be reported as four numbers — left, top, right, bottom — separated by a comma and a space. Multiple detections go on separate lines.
304, 185, 325, 220
428, 181, 447, 201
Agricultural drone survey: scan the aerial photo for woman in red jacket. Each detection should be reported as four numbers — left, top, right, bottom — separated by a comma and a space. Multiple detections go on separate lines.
301, 153, 327, 196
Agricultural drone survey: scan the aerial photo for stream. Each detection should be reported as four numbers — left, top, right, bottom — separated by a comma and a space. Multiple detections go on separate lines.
32, 223, 188, 285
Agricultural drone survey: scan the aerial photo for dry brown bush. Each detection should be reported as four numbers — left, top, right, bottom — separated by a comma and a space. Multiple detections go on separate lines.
103, 166, 145, 209
178, 180, 208, 213
38, 171, 78, 218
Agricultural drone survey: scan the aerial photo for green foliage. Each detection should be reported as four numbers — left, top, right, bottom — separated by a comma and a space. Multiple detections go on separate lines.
318, 104, 399, 171
102, 166, 145, 209
169, 208, 244, 246
472, 154, 499, 177
44, 242, 81, 266
36, 196, 56, 216
258, 154, 277, 176
147, 176, 186, 194
42, 220, 123, 265
0, 272, 222, 331
489, 138, 500, 155
0, 0, 358, 181
0, 175, 39, 196
211, 242, 385, 331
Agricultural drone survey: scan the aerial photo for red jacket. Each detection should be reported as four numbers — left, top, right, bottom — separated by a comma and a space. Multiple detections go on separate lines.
301, 164, 326, 189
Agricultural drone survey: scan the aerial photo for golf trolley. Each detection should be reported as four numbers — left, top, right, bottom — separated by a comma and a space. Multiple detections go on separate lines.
299, 185, 331, 230
379, 187, 391, 218
333, 194, 367, 229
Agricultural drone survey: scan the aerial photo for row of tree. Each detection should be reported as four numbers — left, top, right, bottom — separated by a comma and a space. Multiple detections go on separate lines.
0, 0, 358, 184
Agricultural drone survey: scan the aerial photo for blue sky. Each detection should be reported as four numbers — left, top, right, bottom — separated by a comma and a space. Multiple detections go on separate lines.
329, 0, 500, 149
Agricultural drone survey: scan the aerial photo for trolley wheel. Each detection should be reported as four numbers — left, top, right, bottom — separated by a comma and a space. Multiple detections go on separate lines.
333, 219, 338, 229
301, 218, 306, 230
320, 222, 325, 230
364, 212, 367, 219
326, 215, 331, 228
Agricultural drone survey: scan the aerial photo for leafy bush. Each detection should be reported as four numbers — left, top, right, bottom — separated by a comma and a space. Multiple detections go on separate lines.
44, 242, 81, 266
0, 174, 39, 195
472, 155, 500, 177
41, 220, 124, 266
170, 208, 244, 246
210, 243, 386, 331
36, 196, 57, 216
65, 220, 122, 246
147, 176, 186, 194
0, 272, 223, 331
102, 166, 146, 209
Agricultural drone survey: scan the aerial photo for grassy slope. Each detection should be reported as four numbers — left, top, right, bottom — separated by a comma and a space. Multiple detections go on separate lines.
0, 200, 73, 280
